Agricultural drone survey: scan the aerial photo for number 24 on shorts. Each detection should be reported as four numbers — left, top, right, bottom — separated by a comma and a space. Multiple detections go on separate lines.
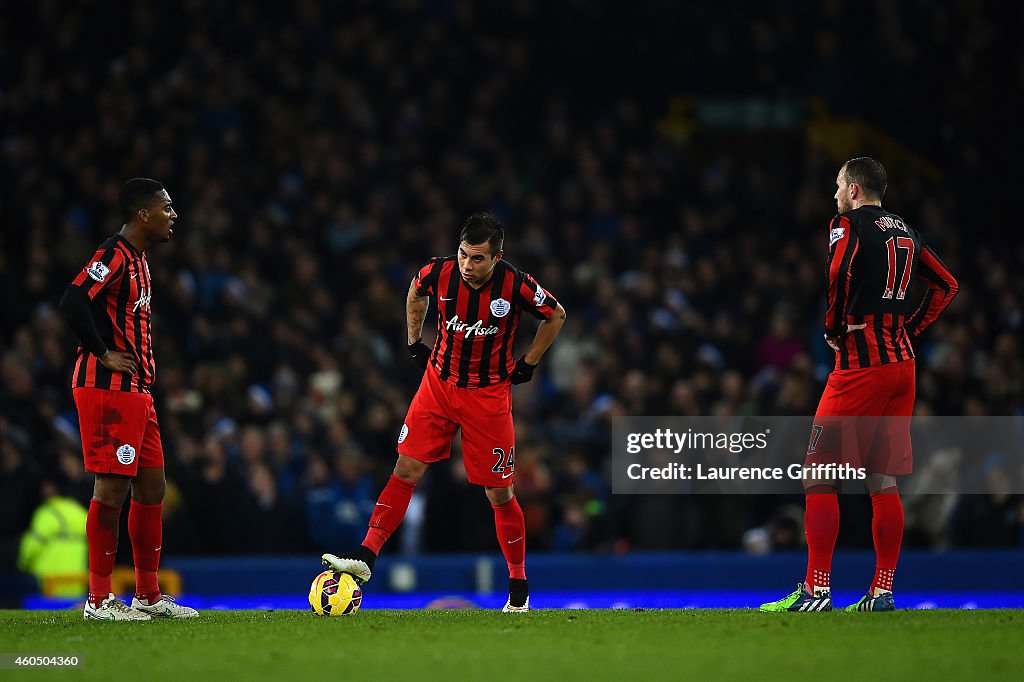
491, 447, 515, 478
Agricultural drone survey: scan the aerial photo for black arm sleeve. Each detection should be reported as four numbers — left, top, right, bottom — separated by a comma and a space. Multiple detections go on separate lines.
59, 285, 108, 357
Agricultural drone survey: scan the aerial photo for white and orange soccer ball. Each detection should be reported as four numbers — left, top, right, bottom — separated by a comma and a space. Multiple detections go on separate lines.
308, 570, 362, 617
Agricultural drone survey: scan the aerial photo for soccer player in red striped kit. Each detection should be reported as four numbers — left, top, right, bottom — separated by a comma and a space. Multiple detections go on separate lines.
324, 212, 566, 611
60, 178, 197, 620
762, 158, 957, 612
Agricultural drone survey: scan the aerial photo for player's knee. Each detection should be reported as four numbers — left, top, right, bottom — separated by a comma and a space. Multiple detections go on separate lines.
484, 485, 513, 506
866, 473, 898, 494
393, 455, 427, 483
149, 479, 167, 503
93, 474, 131, 507
131, 484, 165, 505
130, 469, 166, 504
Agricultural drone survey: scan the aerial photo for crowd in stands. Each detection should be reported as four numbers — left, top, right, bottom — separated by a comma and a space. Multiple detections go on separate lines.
2, 1, 1022, 572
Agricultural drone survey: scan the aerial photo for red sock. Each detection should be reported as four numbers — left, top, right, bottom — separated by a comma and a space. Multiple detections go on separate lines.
804, 486, 839, 593
87, 500, 121, 608
362, 475, 416, 554
870, 487, 903, 594
493, 496, 527, 580
129, 500, 163, 603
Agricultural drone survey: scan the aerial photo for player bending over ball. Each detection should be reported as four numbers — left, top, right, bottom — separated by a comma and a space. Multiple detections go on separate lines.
324, 212, 566, 612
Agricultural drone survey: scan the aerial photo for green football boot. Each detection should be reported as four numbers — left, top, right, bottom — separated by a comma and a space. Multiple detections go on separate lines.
844, 592, 895, 612
760, 582, 833, 612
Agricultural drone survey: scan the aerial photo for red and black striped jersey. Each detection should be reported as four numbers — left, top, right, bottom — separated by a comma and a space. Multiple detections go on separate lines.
825, 205, 958, 370
68, 234, 156, 392
414, 256, 559, 388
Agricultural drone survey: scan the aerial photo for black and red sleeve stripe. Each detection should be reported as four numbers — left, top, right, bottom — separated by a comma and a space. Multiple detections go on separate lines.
905, 245, 958, 337
414, 257, 443, 297
824, 215, 859, 337
69, 246, 126, 301
512, 271, 559, 320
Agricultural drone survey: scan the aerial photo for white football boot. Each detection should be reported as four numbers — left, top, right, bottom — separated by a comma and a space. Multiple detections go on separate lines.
84, 593, 152, 621
131, 595, 199, 618
322, 553, 372, 584
502, 596, 530, 613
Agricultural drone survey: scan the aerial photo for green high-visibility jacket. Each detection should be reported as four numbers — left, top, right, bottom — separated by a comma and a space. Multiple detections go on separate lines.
18, 496, 89, 596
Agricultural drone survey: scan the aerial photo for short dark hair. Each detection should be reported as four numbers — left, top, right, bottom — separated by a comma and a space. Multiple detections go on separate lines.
459, 212, 504, 255
842, 157, 887, 199
119, 178, 165, 222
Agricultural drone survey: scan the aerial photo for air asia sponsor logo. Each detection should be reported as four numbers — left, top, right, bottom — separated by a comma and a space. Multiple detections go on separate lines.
874, 216, 908, 232
133, 292, 152, 312
87, 261, 110, 282
446, 315, 499, 338
490, 298, 511, 318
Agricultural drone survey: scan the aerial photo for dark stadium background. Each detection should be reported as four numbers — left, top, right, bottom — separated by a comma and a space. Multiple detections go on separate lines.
1, 0, 1021, 605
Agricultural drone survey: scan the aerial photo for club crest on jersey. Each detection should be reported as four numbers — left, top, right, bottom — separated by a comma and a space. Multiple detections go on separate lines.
86, 261, 110, 282
116, 444, 136, 465
446, 315, 499, 338
490, 298, 511, 318
829, 227, 845, 246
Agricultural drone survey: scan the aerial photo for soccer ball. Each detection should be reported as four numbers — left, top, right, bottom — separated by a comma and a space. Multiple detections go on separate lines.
308, 570, 362, 616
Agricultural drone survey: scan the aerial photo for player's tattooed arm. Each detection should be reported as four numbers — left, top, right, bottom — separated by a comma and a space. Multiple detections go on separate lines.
407, 280, 429, 345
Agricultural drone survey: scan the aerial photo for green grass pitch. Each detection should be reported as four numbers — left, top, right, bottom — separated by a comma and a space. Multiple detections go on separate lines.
1, 609, 1021, 681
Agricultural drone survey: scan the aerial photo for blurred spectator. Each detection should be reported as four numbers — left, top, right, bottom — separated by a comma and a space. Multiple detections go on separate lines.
18, 478, 88, 596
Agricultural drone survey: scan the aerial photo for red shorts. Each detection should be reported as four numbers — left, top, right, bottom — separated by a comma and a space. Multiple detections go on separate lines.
806, 359, 915, 475
73, 387, 164, 476
398, 366, 515, 487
